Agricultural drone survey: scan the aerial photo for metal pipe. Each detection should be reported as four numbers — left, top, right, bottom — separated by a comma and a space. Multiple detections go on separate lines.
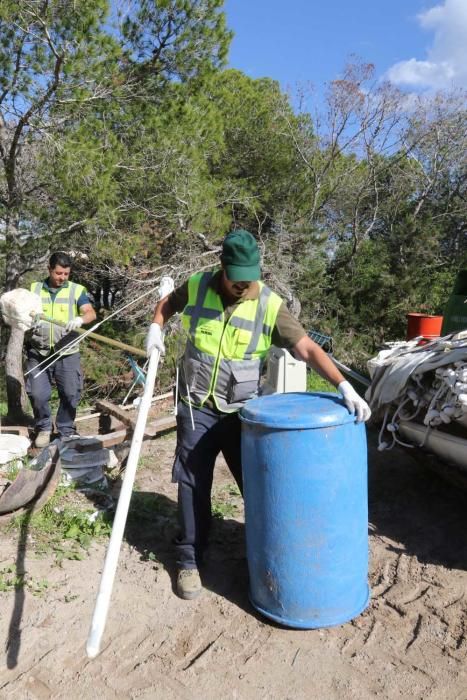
331, 357, 371, 388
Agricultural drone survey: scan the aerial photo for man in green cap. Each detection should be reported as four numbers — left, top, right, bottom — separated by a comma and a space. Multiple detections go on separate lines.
146, 229, 371, 600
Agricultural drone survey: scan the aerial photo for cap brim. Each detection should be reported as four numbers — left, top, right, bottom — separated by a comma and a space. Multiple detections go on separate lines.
225, 264, 260, 282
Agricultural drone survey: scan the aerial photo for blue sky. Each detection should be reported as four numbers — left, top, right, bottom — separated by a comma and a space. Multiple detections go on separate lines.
224, 0, 467, 92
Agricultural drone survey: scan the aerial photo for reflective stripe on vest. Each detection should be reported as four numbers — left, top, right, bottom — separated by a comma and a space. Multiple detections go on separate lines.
180, 271, 282, 412
30, 281, 85, 354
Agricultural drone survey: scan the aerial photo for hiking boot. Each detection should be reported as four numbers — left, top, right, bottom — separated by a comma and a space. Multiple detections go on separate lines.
177, 569, 202, 600
35, 431, 51, 448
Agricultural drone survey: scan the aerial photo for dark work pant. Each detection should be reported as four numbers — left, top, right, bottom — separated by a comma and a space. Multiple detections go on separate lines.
26, 351, 83, 436
172, 401, 243, 570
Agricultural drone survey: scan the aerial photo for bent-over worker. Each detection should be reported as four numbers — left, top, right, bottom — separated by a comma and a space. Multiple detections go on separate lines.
146, 229, 371, 600
26, 251, 96, 447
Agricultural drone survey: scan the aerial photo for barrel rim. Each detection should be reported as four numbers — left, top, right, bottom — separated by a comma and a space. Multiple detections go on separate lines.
248, 587, 371, 629
240, 391, 358, 429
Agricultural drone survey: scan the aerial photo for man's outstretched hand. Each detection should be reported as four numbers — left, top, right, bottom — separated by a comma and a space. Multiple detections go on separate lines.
338, 380, 371, 422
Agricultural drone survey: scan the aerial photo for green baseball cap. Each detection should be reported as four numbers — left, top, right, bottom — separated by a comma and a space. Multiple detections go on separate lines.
221, 229, 261, 282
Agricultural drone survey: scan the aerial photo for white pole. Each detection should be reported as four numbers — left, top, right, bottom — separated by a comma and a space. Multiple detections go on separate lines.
86, 347, 160, 658
86, 276, 174, 659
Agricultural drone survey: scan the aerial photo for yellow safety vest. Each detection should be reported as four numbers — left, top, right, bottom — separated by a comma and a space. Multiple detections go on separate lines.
180, 271, 282, 412
30, 280, 85, 355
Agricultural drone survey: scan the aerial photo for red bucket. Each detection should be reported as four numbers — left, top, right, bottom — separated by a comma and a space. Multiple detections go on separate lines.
406, 313, 443, 341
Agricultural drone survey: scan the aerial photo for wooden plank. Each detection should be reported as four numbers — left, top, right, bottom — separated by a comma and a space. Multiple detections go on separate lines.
41, 314, 147, 358
75, 412, 101, 423
95, 399, 177, 437
144, 414, 177, 437
95, 400, 137, 430
95, 428, 130, 448
75, 392, 173, 424
0, 426, 29, 437
120, 391, 173, 410
93, 414, 177, 447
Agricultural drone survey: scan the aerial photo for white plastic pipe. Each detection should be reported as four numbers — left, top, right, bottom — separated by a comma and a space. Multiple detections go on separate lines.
86, 276, 174, 659
86, 346, 160, 658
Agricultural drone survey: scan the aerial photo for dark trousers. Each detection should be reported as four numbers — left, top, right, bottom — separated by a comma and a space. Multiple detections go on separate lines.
26, 351, 83, 437
172, 401, 243, 569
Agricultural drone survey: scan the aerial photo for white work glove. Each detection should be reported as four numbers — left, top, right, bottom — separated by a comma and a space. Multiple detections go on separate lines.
145, 322, 165, 357
338, 380, 372, 423
65, 317, 84, 332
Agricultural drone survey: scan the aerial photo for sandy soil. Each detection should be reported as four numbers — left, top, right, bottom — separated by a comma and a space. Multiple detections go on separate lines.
1, 418, 467, 700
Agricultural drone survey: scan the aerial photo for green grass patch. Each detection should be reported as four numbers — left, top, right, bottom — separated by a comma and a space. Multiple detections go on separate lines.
1, 460, 22, 482
306, 370, 337, 393
212, 483, 242, 520
0, 564, 50, 597
0, 456, 38, 495
6, 485, 112, 564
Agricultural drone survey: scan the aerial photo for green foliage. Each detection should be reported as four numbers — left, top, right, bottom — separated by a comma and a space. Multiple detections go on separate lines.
207, 69, 308, 230
112, 85, 230, 248
0, 0, 123, 293
306, 372, 336, 393
122, 0, 231, 85
44, 120, 123, 228
211, 483, 242, 519
212, 500, 237, 519
0, 564, 50, 597
7, 486, 112, 563
80, 342, 128, 401
322, 202, 462, 364
1, 459, 22, 482
0, 4, 464, 401
90, 1, 235, 260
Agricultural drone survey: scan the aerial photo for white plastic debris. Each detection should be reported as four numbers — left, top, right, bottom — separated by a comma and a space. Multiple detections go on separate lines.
0, 434, 31, 465
107, 449, 118, 469
0, 288, 43, 331
367, 337, 467, 451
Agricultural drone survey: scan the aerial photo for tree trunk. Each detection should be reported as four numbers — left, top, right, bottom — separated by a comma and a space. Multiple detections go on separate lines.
4, 325, 30, 424
2, 216, 31, 423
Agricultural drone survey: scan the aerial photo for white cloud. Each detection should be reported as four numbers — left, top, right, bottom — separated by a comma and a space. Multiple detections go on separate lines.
386, 0, 467, 90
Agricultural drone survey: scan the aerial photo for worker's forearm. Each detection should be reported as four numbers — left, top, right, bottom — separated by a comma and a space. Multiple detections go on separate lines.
309, 349, 345, 387
293, 336, 345, 387
79, 306, 97, 325
152, 295, 175, 327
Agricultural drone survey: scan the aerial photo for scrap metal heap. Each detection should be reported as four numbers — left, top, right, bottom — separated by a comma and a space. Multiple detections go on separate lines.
366, 331, 467, 466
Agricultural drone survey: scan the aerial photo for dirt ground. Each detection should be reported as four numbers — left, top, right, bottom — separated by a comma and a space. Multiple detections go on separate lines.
1, 414, 467, 700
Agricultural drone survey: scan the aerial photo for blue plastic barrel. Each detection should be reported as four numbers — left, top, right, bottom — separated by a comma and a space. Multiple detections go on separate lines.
240, 392, 370, 629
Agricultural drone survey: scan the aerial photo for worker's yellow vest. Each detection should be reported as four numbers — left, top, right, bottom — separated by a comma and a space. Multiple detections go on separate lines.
180, 271, 282, 412
30, 281, 85, 355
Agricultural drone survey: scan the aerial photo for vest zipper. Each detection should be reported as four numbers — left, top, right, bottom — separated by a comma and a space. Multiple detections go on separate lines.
210, 306, 246, 410
49, 291, 54, 349
208, 308, 227, 409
